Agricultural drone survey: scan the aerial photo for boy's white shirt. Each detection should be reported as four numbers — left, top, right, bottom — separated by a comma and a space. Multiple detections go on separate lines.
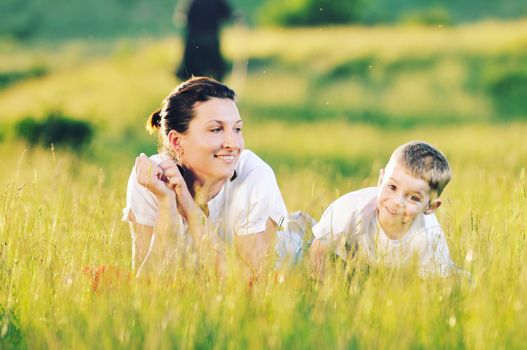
122, 149, 288, 244
312, 187, 455, 278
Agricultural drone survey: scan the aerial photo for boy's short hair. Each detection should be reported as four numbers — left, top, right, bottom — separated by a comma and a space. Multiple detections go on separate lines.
390, 141, 451, 196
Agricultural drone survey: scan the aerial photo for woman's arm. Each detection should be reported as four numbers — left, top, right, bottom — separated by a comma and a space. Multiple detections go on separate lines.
153, 184, 277, 279
132, 155, 182, 276
130, 198, 186, 279
128, 211, 154, 271
132, 155, 227, 276
234, 218, 276, 275
133, 155, 278, 278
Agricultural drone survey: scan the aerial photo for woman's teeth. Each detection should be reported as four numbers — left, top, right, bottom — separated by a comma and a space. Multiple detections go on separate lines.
215, 155, 236, 161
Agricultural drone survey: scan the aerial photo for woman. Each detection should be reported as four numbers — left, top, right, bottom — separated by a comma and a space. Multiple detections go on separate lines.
122, 77, 289, 277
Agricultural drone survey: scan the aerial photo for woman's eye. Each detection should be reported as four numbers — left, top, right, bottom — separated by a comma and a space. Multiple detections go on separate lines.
211, 128, 222, 133
234, 127, 242, 133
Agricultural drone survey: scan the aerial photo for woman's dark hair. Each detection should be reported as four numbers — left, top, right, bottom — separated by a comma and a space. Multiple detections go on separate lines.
146, 76, 236, 136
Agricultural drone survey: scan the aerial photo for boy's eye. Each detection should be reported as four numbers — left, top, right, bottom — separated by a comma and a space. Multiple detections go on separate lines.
409, 195, 421, 202
388, 184, 396, 191
234, 127, 242, 133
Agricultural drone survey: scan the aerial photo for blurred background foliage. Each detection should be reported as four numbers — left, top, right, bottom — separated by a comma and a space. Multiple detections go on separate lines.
15, 111, 94, 151
1, 0, 527, 40
258, 0, 363, 26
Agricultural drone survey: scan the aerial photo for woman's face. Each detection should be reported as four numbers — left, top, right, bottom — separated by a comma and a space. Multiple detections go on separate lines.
177, 97, 244, 185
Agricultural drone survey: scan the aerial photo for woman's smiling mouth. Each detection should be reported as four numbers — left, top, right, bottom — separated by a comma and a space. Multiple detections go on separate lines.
214, 154, 237, 162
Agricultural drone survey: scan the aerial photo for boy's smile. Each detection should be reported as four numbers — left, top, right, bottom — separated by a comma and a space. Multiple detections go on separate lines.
376, 160, 437, 240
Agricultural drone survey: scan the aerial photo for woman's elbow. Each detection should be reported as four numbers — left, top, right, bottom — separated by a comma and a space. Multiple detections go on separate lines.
236, 220, 276, 270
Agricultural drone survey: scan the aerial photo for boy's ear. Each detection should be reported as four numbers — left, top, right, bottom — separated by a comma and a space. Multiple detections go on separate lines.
378, 168, 385, 187
424, 198, 441, 215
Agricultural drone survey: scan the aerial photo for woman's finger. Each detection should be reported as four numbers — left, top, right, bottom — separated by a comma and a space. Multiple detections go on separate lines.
158, 158, 179, 172
135, 155, 163, 187
135, 154, 154, 173
167, 176, 182, 189
157, 157, 175, 168
162, 166, 184, 180
159, 159, 184, 179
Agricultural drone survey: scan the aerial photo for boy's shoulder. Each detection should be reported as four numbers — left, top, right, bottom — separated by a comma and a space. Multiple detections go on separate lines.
420, 213, 443, 235
408, 212, 445, 244
313, 187, 378, 240
330, 187, 378, 212
318, 187, 378, 226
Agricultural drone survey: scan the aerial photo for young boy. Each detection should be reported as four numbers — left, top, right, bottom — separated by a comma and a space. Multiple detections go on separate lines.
310, 141, 457, 279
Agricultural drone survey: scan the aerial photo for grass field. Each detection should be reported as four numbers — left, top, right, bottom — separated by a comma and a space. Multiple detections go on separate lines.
1, 21, 527, 349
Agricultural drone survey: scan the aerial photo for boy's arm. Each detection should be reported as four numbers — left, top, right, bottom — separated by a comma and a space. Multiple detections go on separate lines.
309, 192, 364, 280
309, 238, 330, 281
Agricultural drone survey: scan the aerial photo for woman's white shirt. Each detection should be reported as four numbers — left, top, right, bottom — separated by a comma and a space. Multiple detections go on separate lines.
122, 150, 288, 243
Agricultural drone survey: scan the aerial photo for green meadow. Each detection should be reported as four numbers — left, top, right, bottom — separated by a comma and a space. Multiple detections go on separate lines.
1, 20, 527, 348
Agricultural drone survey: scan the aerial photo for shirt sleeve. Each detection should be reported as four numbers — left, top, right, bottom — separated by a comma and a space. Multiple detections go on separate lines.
121, 165, 159, 227
232, 165, 288, 236
312, 202, 336, 240
312, 200, 354, 242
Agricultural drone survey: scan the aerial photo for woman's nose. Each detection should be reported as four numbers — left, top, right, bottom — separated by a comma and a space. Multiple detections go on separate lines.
223, 130, 242, 149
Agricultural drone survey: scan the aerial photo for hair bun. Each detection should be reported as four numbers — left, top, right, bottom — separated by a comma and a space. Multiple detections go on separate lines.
146, 109, 162, 134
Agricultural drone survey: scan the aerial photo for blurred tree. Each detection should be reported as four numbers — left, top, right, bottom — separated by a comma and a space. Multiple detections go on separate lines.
175, 0, 233, 81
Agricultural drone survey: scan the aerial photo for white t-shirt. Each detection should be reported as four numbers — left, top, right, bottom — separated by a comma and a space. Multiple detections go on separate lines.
312, 187, 455, 278
122, 149, 288, 244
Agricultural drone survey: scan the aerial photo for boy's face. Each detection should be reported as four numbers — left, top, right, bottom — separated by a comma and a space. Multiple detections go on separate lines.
376, 159, 441, 239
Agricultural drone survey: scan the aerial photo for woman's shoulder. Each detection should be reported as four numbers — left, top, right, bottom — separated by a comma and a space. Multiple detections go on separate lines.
149, 153, 167, 164
235, 149, 274, 178
129, 153, 166, 171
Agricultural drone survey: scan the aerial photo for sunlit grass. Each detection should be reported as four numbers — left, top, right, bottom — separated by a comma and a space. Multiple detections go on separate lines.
1, 120, 526, 348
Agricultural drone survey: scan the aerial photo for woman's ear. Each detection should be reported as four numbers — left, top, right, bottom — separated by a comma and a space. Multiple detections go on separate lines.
168, 130, 182, 150
424, 199, 442, 215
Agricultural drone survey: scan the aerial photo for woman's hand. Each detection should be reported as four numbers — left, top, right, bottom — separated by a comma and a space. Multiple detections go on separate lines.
135, 154, 174, 199
135, 153, 199, 221
157, 157, 197, 221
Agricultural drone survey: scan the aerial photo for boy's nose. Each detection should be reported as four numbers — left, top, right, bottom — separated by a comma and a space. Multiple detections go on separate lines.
393, 195, 405, 208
